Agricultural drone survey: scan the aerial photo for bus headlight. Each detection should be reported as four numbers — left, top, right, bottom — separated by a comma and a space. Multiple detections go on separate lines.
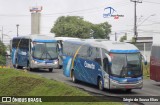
111, 79, 119, 83
53, 60, 59, 65
32, 60, 38, 64
34, 61, 38, 64
138, 79, 143, 83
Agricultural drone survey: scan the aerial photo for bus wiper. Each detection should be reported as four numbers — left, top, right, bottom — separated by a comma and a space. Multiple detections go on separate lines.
120, 65, 127, 77
46, 51, 53, 60
40, 50, 46, 60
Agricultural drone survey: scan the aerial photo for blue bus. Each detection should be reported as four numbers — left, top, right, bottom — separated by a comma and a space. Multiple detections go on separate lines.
63, 39, 147, 92
11, 34, 60, 72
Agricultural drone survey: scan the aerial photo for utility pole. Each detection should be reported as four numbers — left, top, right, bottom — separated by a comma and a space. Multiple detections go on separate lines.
115, 32, 117, 41
16, 24, 19, 37
1, 26, 3, 43
130, 0, 142, 42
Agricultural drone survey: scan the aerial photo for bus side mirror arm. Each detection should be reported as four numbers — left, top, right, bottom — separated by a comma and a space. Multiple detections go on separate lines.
105, 53, 112, 66
142, 54, 147, 65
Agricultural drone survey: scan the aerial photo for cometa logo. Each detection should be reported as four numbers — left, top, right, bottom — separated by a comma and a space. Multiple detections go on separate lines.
84, 61, 95, 69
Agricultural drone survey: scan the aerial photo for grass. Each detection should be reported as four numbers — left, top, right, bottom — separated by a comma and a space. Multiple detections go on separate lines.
0, 68, 122, 105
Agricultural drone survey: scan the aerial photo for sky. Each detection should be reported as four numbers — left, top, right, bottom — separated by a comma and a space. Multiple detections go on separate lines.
0, 0, 160, 44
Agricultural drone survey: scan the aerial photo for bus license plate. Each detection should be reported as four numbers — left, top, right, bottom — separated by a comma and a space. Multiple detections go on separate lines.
125, 85, 133, 88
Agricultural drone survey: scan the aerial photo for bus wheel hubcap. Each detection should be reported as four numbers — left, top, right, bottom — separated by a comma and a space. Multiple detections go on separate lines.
99, 80, 102, 90
72, 75, 75, 82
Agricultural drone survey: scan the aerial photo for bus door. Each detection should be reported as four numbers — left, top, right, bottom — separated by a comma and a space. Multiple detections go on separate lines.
17, 39, 29, 67
63, 55, 72, 77
62, 42, 73, 77
74, 46, 101, 84
101, 49, 111, 89
12, 39, 18, 66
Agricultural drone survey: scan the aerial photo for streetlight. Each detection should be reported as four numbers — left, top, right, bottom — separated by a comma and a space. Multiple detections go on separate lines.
16, 24, 19, 37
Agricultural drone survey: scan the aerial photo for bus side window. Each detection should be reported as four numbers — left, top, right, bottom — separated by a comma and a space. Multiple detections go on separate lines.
95, 48, 102, 66
88, 47, 102, 66
19, 39, 29, 51
78, 46, 89, 58
102, 49, 109, 73
63, 42, 70, 56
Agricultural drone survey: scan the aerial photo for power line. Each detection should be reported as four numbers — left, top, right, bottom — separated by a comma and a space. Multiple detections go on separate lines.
0, 14, 30, 17
137, 14, 156, 27
143, 0, 160, 5
138, 22, 160, 26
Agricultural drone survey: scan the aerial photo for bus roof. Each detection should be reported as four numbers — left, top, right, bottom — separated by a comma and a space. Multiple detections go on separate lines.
12, 34, 55, 41
55, 37, 80, 41
65, 39, 139, 53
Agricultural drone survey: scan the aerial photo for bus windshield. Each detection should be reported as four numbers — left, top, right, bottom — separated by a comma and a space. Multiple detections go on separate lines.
32, 42, 58, 60
110, 53, 142, 78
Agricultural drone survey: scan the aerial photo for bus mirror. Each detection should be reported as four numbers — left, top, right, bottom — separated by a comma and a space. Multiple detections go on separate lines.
105, 53, 112, 65
144, 61, 147, 65
32, 47, 35, 51
142, 54, 147, 65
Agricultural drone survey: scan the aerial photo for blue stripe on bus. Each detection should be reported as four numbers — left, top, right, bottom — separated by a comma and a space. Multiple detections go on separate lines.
110, 76, 142, 83
33, 39, 57, 43
110, 50, 140, 53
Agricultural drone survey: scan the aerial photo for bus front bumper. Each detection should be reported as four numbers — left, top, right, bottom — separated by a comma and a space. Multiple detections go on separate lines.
109, 79, 143, 89
30, 60, 59, 69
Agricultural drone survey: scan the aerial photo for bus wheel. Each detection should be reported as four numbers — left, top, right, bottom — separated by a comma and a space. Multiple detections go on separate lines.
49, 68, 53, 72
98, 78, 104, 91
58, 65, 62, 69
72, 71, 77, 83
27, 63, 32, 71
15, 60, 22, 69
126, 89, 132, 93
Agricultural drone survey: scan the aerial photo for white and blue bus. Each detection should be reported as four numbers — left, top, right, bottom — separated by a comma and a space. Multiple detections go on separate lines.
11, 34, 60, 72
63, 39, 147, 92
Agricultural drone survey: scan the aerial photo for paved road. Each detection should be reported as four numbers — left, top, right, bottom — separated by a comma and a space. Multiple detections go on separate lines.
28, 68, 160, 105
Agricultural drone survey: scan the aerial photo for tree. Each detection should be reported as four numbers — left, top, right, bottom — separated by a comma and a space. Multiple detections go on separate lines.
91, 22, 111, 39
51, 16, 92, 38
51, 16, 111, 39
120, 35, 127, 42
0, 41, 6, 65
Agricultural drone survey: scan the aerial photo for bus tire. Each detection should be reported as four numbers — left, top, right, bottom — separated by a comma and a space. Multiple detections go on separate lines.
72, 71, 77, 83
58, 65, 62, 69
126, 89, 132, 93
27, 62, 32, 71
49, 68, 53, 72
15, 59, 22, 69
98, 78, 104, 91
56, 65, 62, 69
